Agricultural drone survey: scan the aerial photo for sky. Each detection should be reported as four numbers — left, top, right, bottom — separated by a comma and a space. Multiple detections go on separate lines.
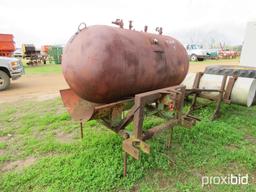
0, 0, 255, 48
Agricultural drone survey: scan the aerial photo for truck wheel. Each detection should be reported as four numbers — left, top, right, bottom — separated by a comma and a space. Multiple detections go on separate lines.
190, 54, 198, 61
204, 65, 256, 78
0, 70, 10, 91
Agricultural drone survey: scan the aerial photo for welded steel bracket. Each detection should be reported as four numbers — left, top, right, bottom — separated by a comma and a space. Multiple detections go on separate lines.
122, 138, 150, 160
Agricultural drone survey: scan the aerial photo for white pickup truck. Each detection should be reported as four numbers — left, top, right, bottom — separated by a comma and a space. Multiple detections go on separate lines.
0, 56, 24, 90
185, 44, 209, 61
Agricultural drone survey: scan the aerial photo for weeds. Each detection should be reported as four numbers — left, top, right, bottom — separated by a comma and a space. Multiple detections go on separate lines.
0, 98, 255, 191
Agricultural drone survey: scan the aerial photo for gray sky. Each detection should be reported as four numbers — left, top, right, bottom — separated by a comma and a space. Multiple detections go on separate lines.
0, 0, 255, 47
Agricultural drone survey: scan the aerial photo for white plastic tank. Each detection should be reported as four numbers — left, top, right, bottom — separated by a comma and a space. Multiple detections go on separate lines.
240, 21, 256, 67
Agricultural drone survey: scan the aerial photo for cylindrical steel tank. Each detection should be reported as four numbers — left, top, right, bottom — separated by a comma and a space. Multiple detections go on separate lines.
62, 25, 189, 103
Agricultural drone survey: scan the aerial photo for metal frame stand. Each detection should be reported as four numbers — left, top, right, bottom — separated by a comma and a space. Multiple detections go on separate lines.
185, 72, 237, 120
60, 85, 198, 177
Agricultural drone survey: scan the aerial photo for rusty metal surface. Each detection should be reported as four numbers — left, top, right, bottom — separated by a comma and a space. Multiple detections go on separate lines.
62, 25, 189, 103
60, 89, 99, 121
142, 119, 178, 140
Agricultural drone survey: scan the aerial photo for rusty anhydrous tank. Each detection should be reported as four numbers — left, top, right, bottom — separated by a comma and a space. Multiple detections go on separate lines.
62, 25, 189, 103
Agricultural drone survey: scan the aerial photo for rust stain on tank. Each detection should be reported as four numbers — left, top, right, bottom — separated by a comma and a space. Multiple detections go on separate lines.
62, 25, 189, 103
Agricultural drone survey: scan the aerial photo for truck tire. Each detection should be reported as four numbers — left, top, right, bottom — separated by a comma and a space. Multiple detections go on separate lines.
204, 65, 256, 78
190, 54, 198, 61
0, 70, 10, 91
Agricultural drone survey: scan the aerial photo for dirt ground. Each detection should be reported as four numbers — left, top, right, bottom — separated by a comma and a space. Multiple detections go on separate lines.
0, 62, 238, 103
0, 74, 69, 103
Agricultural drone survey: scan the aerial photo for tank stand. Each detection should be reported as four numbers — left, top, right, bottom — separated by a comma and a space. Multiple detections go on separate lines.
60, 86, 198, 177
120, 86, 196, 176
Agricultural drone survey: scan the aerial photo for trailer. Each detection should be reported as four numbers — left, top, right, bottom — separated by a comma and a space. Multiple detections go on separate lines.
0, 34, 15, 57
22, 44, 42, 66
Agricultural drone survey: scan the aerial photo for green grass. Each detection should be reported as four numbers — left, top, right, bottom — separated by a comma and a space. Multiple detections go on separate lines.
23, 64, 62, 75
0, 98, 256, 191
190, 57, 240, 65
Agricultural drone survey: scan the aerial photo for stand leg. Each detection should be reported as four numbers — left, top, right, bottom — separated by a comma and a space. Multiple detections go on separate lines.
166, 127, 173, 148
188, 93, 198, 113
133, 97, 144, 140
212, 75, 227, 120
123, 152, 127, 177
187, 72, 203, 115
80, 121, 83, 139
